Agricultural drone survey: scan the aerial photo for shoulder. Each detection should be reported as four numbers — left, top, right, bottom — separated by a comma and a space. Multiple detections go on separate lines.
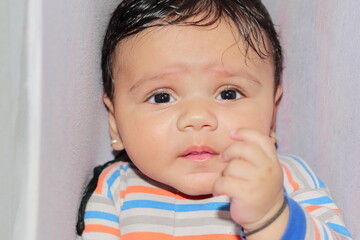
94, 161, 136, 196
278, 154, 326, 193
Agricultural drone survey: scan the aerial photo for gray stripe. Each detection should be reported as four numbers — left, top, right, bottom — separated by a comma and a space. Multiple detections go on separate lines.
121, 216, 174, 227
175, 216, 235, 227
316, 209, 341, 222
290, 188, 329, 200
120, 215, 234, 228
281, 156, 312, 188
89, 195, 114, 205
290, 188, 313, 198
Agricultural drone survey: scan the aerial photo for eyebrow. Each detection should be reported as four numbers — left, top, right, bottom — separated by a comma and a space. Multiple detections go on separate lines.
129, 66, 262, 92
129, 71, 182, 92
212, 68, 262, 86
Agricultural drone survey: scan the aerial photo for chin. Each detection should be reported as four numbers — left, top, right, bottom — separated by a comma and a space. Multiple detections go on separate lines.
174, 179, 215, 196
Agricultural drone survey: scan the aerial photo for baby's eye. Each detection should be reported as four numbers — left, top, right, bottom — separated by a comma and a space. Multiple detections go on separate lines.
216, 88, 243, 100
148, 92, 175, 104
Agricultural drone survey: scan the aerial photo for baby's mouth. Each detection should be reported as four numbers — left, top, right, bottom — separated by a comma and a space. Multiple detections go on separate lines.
180, 145, 219, 162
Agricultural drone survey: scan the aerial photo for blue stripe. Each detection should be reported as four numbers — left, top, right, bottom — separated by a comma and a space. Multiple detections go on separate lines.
106, 163, 134, 190
105, 163, 135, 200
286, 155, 320, 188
122, 200, 230, 212
107, 170, 120, 188
322, 225, 329, 240
85, 211, 119, 223
107, 191, 113, 201
318, 178, 326, 188
120, 163, 134, 171
298, 196, 333, 205
107, 163, 135, 189
327, 223, 352, 238
107, 170, 120, 200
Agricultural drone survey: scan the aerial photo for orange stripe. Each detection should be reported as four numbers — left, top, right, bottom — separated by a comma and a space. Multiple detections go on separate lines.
95, 163, 120, 194
281, 164, 300, 191
84, 224, 120, 237
334, 208, 341, 214
122, 232, 240, 240
123, 186, 176, 198
334, 233, 341, 240
311, 218, 321, 240
305, 205, 341, 214
122, 232, 170, 240
122, 186, 213, 200
120, 190, 126, 199
305, 205, 322, 212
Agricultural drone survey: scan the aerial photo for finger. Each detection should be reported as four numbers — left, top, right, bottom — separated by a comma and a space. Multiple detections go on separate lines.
213, 175, 262, 204
220, 141, 283, 187
221, 157, 282, 191
222, 158, 256, 179
229, 129, 277, 161
212, 175, 247, 200
221, 140, 271, 168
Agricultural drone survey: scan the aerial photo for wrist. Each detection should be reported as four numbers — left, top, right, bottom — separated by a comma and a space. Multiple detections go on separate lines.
240, 197, 288, 239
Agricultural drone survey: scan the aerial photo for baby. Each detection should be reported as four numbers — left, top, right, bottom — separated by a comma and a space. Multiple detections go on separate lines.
76, 0, 352, 239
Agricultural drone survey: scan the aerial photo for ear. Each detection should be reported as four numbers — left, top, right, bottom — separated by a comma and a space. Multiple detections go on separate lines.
103, 94, 125, 151
270, 85, 283, 132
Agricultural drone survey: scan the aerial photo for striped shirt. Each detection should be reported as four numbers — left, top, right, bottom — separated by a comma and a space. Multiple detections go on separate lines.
79, 155, 352, 240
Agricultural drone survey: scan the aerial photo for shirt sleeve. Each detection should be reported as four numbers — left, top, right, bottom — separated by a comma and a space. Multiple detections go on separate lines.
280, 155, 352, 240
81, 163, 122, 240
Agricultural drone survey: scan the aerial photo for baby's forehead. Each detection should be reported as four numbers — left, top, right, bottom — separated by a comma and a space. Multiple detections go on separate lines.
111, 20, 275, 90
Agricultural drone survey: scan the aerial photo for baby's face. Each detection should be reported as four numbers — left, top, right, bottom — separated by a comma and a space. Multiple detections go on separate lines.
105, 20, 282, 195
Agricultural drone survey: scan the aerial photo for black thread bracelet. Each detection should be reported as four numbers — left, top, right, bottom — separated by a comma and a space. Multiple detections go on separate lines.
240, 198, 288, 238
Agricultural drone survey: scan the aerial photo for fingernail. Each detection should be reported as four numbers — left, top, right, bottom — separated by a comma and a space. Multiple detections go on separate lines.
230, 129, 244, 141
230, 129, 237, 136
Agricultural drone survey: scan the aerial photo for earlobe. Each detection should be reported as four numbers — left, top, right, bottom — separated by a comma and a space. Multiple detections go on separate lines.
103, 94, 125, 151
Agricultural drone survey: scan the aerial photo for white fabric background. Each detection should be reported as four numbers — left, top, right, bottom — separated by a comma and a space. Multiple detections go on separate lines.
1, 0, 358, 239
1, 0, 115, 239
0, 1, 28, 239
263, 1, 360, 237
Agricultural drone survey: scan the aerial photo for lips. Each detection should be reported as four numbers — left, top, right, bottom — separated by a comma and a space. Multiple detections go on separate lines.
180, 145, 219, 161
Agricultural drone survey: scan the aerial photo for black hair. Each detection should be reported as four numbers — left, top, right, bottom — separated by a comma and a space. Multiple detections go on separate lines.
77, 0, 283, 235
102, 0, 283, 100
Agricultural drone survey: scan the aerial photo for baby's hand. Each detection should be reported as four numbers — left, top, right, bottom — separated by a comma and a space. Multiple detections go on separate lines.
213, 129, 286, 236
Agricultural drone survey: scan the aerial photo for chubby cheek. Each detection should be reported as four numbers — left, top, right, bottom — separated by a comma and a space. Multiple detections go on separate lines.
219, 107, 274, 136
117, 113, 174, 166
248, 112, 273, 134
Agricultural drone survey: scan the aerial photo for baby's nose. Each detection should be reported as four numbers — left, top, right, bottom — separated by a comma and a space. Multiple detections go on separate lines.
176, 100, 218, 131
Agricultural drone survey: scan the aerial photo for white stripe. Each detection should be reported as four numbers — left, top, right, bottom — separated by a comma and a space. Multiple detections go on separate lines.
121, 208, 174, 218
85, 219, 119, 229
86, 202, 119, 214
120, 208, 231, 220
82, 232, 119, 240
121, 224, 174, 235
